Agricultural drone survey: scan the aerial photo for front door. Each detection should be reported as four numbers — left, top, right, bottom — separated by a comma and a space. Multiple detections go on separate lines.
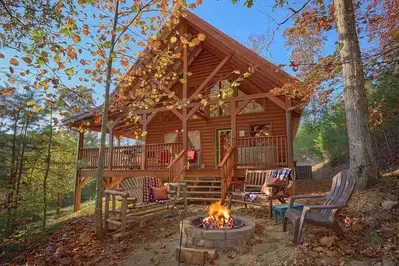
216, 129, 232, 165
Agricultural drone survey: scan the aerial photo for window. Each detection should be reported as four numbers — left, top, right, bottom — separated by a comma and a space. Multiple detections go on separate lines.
249, 124, 271, 137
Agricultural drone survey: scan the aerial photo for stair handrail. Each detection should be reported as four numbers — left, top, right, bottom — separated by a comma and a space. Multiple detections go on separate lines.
167, 149, 186, 182
218, 147, 236, 202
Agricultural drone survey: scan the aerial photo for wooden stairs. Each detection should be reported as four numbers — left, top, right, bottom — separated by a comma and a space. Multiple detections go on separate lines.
179, 176, 222, 202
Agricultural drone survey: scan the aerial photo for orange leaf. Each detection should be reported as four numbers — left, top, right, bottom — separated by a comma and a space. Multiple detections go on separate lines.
10, 58, 19, 66
82, 25, 89, 36
22, 57, 32, 64
196, 0, 202, 4
71, 34, 81, 43
0, 53, 4, 59
57, 62, 65, 69
121, 60, 129, 66
80, 59, 87, 65
137, 41, 145, 47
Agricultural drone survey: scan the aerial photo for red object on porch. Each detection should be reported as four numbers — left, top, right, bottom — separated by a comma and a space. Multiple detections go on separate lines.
159, 151, 171, 163
187, 150, 196, 163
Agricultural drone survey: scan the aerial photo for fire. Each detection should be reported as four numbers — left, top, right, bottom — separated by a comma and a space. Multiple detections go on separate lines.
200, 201, 235, 229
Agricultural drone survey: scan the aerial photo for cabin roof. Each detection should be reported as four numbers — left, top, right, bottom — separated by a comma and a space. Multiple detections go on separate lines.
62, 10, 296, 127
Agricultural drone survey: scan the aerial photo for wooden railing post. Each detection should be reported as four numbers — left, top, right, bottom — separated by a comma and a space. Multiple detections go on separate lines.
141, 114, 147, 170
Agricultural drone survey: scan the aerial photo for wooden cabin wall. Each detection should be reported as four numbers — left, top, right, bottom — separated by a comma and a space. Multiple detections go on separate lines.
146, 98, 287, 169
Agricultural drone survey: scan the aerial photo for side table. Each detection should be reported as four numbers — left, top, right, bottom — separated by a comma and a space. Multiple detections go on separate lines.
272, 202, 304, 224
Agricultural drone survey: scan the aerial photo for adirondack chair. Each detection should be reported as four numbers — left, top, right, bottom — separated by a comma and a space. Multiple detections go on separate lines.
284, 170, 356, 245
104, 176, 187, 239
228, 169, 293, 218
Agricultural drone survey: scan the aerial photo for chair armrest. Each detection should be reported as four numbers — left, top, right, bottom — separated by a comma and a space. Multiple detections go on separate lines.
304, 204, 348, 211
114, 188, 125, 191
289, 194, 327, 208
267, 183, 286, 188
104, 189, 128, 197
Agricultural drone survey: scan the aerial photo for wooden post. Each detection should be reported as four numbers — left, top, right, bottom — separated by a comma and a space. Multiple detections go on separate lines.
74, 132, 84, 212
108, 126, 114, 170
141, 114, 147, 170
182, 21, 188, 164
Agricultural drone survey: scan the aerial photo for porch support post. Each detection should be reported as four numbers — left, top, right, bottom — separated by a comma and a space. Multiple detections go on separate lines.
231, 89, 238, 148
182, 22, 188, 163
285, 97, 294, 169
141, 114, 147, 170
74, 131, 84, 212
108, 126, 114, 170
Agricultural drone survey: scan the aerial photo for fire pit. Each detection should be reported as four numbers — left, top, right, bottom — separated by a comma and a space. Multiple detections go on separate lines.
180, 201, 256, 249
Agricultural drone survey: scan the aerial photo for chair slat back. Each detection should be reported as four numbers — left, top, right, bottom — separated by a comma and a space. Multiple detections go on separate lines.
121, 177, 145, 204
244, 170, 273, 191
322, 170, 356, 221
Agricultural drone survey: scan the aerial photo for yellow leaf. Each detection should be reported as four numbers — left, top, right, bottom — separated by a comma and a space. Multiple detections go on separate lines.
10, 58, 19, 66
180, 35, 188, 44
197, 33, 206, 41
8, 77, 16, 83
33, 105, 41, 112
170, 36, 177, 43
71, 34, 81, 43
141, 130, 147, 136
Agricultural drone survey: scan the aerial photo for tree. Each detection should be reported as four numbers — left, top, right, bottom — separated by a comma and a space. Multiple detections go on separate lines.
236, 0, 399, 188
333, 0, 377, 188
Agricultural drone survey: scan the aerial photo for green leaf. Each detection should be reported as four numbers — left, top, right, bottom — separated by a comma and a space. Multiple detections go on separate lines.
65, 68, 75, 76
32, 29, 44, 41
60, 27, 70, 37
179, 78, 186, 84
243, 72, 251, 78
26, 100, 36, 106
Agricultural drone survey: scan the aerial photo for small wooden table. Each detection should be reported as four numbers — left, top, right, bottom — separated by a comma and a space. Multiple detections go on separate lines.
272, 202, 304, 224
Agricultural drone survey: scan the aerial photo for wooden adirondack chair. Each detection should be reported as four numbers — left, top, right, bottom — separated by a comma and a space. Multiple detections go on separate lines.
284, 170, 356, 245
228, 169, 293, 218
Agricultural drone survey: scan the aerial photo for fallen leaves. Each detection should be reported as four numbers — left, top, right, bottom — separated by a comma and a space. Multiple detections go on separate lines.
319, 235, 336, 247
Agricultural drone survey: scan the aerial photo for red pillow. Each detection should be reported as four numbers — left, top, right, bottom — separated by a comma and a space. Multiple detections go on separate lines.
151, 186, 168, 201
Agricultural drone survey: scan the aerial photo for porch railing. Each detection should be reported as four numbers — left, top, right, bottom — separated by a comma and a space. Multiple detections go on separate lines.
145, 143, 183, 170
167, 149, 186, 182
219, 146, 235, 202
78, 143, 182, 171
236, 135, 288, 168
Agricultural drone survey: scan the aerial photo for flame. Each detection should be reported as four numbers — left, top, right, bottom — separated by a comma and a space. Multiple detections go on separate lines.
202, 201, 232, 228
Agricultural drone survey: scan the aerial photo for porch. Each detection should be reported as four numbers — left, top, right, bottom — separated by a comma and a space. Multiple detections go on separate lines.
77, 135, 289, 174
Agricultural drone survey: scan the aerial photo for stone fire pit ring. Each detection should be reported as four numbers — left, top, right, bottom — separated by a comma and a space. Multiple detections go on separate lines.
180, 215, 256, 249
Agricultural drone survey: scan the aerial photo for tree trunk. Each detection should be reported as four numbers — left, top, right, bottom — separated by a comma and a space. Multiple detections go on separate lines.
43, 106, 53, 231
14, 116, 30, 210
94, 0, 120, 239
334, 0, 378, 189
6, 108, 21, 230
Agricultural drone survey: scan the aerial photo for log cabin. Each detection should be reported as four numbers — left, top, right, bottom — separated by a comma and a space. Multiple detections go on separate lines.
63, 11, 302, 211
